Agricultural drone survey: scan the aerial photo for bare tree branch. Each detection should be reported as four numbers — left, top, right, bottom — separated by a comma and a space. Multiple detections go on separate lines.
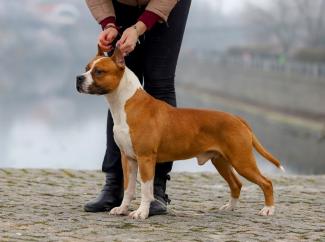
242, 0, 325, 50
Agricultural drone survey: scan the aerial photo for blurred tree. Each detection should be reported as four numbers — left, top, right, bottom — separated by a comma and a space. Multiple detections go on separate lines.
187, 0, 224, 28
242, 0, 325, 53
295, 0, 325, 47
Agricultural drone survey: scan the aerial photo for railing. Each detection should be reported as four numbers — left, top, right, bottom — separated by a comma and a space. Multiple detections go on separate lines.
219, 56, 325, 78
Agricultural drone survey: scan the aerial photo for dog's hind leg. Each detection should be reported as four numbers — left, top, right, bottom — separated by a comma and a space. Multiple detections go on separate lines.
231, 155, 275, 216
211, 157, 242, 211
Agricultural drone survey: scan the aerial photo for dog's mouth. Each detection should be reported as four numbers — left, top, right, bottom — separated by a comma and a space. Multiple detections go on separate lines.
76, 74, 108, 95
77, 83, 108, 95
76, 84, 83, 93
87, 84, 109, 95
76, 83, 91, 94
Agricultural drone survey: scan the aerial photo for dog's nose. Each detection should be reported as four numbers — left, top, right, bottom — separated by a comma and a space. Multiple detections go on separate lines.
76, 75, 85, 83
76, 75, 85, 92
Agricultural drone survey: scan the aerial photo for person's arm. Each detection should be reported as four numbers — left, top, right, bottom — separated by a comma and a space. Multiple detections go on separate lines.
118, 0, 178, 54
85, 0, 116, 27
86, 0, 118, 52
145, 0, 178, 23
137, 0, 178, 30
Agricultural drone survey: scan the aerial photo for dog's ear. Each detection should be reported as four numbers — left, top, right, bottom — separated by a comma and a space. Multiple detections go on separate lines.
112, 47, 125, 69
97, 45, 105, 57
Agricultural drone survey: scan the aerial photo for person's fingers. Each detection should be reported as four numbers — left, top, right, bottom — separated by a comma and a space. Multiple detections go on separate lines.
99, 31, 113, 44
97, 29, 118, 54
98, 42, 111, 52
120, 45, 133, 54
120, 38, 136, 53
119, 43, 128, 54
106, 34, 114, 43
106, 31, 117, 43
98, 41, 105, 50
119, 33, 128, 46
116, 28, 131, 50
99, 36, 109, 45
107, 45, 113, 52
116, 28, 138, 55
116, 40, 121, 48
119, 36, 129, 48
120, 45, 134, 56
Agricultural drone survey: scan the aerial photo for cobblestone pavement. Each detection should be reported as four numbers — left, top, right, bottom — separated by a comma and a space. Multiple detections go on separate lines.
1, 169, 325, 242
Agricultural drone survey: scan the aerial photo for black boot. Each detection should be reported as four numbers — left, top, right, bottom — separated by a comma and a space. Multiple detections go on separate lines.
84, 173, 123, 212
149, 174, 171, 216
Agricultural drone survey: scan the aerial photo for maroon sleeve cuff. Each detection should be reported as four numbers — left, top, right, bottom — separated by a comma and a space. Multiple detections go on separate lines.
100, 16, 116, 30
138, 10, 161, 30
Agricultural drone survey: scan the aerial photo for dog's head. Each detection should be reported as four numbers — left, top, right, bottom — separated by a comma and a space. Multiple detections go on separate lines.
76, 46, 125, 95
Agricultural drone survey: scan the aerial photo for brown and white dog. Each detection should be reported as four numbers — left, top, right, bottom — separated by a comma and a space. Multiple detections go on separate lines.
76, 47, 284, 219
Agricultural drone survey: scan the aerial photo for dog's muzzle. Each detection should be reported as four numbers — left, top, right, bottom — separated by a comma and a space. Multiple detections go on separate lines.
76, 75, 85, 93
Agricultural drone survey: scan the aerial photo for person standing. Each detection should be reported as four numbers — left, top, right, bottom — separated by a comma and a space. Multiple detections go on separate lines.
84, 0, 191, 216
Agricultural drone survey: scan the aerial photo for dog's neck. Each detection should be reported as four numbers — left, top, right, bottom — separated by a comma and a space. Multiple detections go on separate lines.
105, 67, 142, 123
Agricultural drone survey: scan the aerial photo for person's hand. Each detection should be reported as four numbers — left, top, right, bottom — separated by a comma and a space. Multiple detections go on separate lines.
117, 21, 147, 56
98, 26, 119, 52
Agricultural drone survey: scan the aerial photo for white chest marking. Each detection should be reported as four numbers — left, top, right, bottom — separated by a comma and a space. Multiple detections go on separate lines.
105, 68, 142, 158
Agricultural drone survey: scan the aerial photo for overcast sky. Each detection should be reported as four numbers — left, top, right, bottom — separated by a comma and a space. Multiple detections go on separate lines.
203, 0, 263, 15
201, 0, 243, 15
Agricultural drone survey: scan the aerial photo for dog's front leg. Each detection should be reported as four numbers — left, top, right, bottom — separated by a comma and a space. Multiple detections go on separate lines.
129, 156, 155, 220
110, 153, 138, 216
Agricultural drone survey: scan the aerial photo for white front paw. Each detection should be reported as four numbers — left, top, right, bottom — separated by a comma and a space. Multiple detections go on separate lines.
219, 203, 235, 211
258, 206, 275, 216
109, 206, 129, 216
219, 198, 238, 211
129, 207, 149, 219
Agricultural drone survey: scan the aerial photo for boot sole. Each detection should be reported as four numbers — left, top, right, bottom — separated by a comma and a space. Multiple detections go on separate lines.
149, 209, 168, 216
84, 205, 114, 213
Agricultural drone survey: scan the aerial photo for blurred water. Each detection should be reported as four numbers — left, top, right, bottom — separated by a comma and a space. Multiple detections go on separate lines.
3, 116, 105, 170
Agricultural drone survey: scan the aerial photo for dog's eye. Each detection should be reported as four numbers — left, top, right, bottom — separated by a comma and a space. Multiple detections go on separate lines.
94, 69, 104, 76
85, 65, 90, 72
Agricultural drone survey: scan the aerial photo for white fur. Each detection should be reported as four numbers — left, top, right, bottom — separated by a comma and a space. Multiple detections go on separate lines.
258, 206, 275, 216
279, 166, 286, 172
219, 197, 238, 211
129, 178, 154, 219
110, 158, 138, 216
105, 67, 142, 159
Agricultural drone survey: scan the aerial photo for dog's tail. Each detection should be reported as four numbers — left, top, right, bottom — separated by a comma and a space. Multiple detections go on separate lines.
237, 116, 285, 172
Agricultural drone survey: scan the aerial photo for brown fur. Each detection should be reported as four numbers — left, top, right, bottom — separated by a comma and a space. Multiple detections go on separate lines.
125, 89, 281, 207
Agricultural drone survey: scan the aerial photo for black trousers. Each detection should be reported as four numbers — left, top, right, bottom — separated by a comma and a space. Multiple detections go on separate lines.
102, 0, 191, 177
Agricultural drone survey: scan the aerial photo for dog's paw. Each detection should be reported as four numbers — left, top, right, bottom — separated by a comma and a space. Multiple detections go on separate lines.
128, 207, 149, 220
219, 203, 235, 211
109, 206, 128, 216
219, 198, 238, 211
258, 206, 275, 216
